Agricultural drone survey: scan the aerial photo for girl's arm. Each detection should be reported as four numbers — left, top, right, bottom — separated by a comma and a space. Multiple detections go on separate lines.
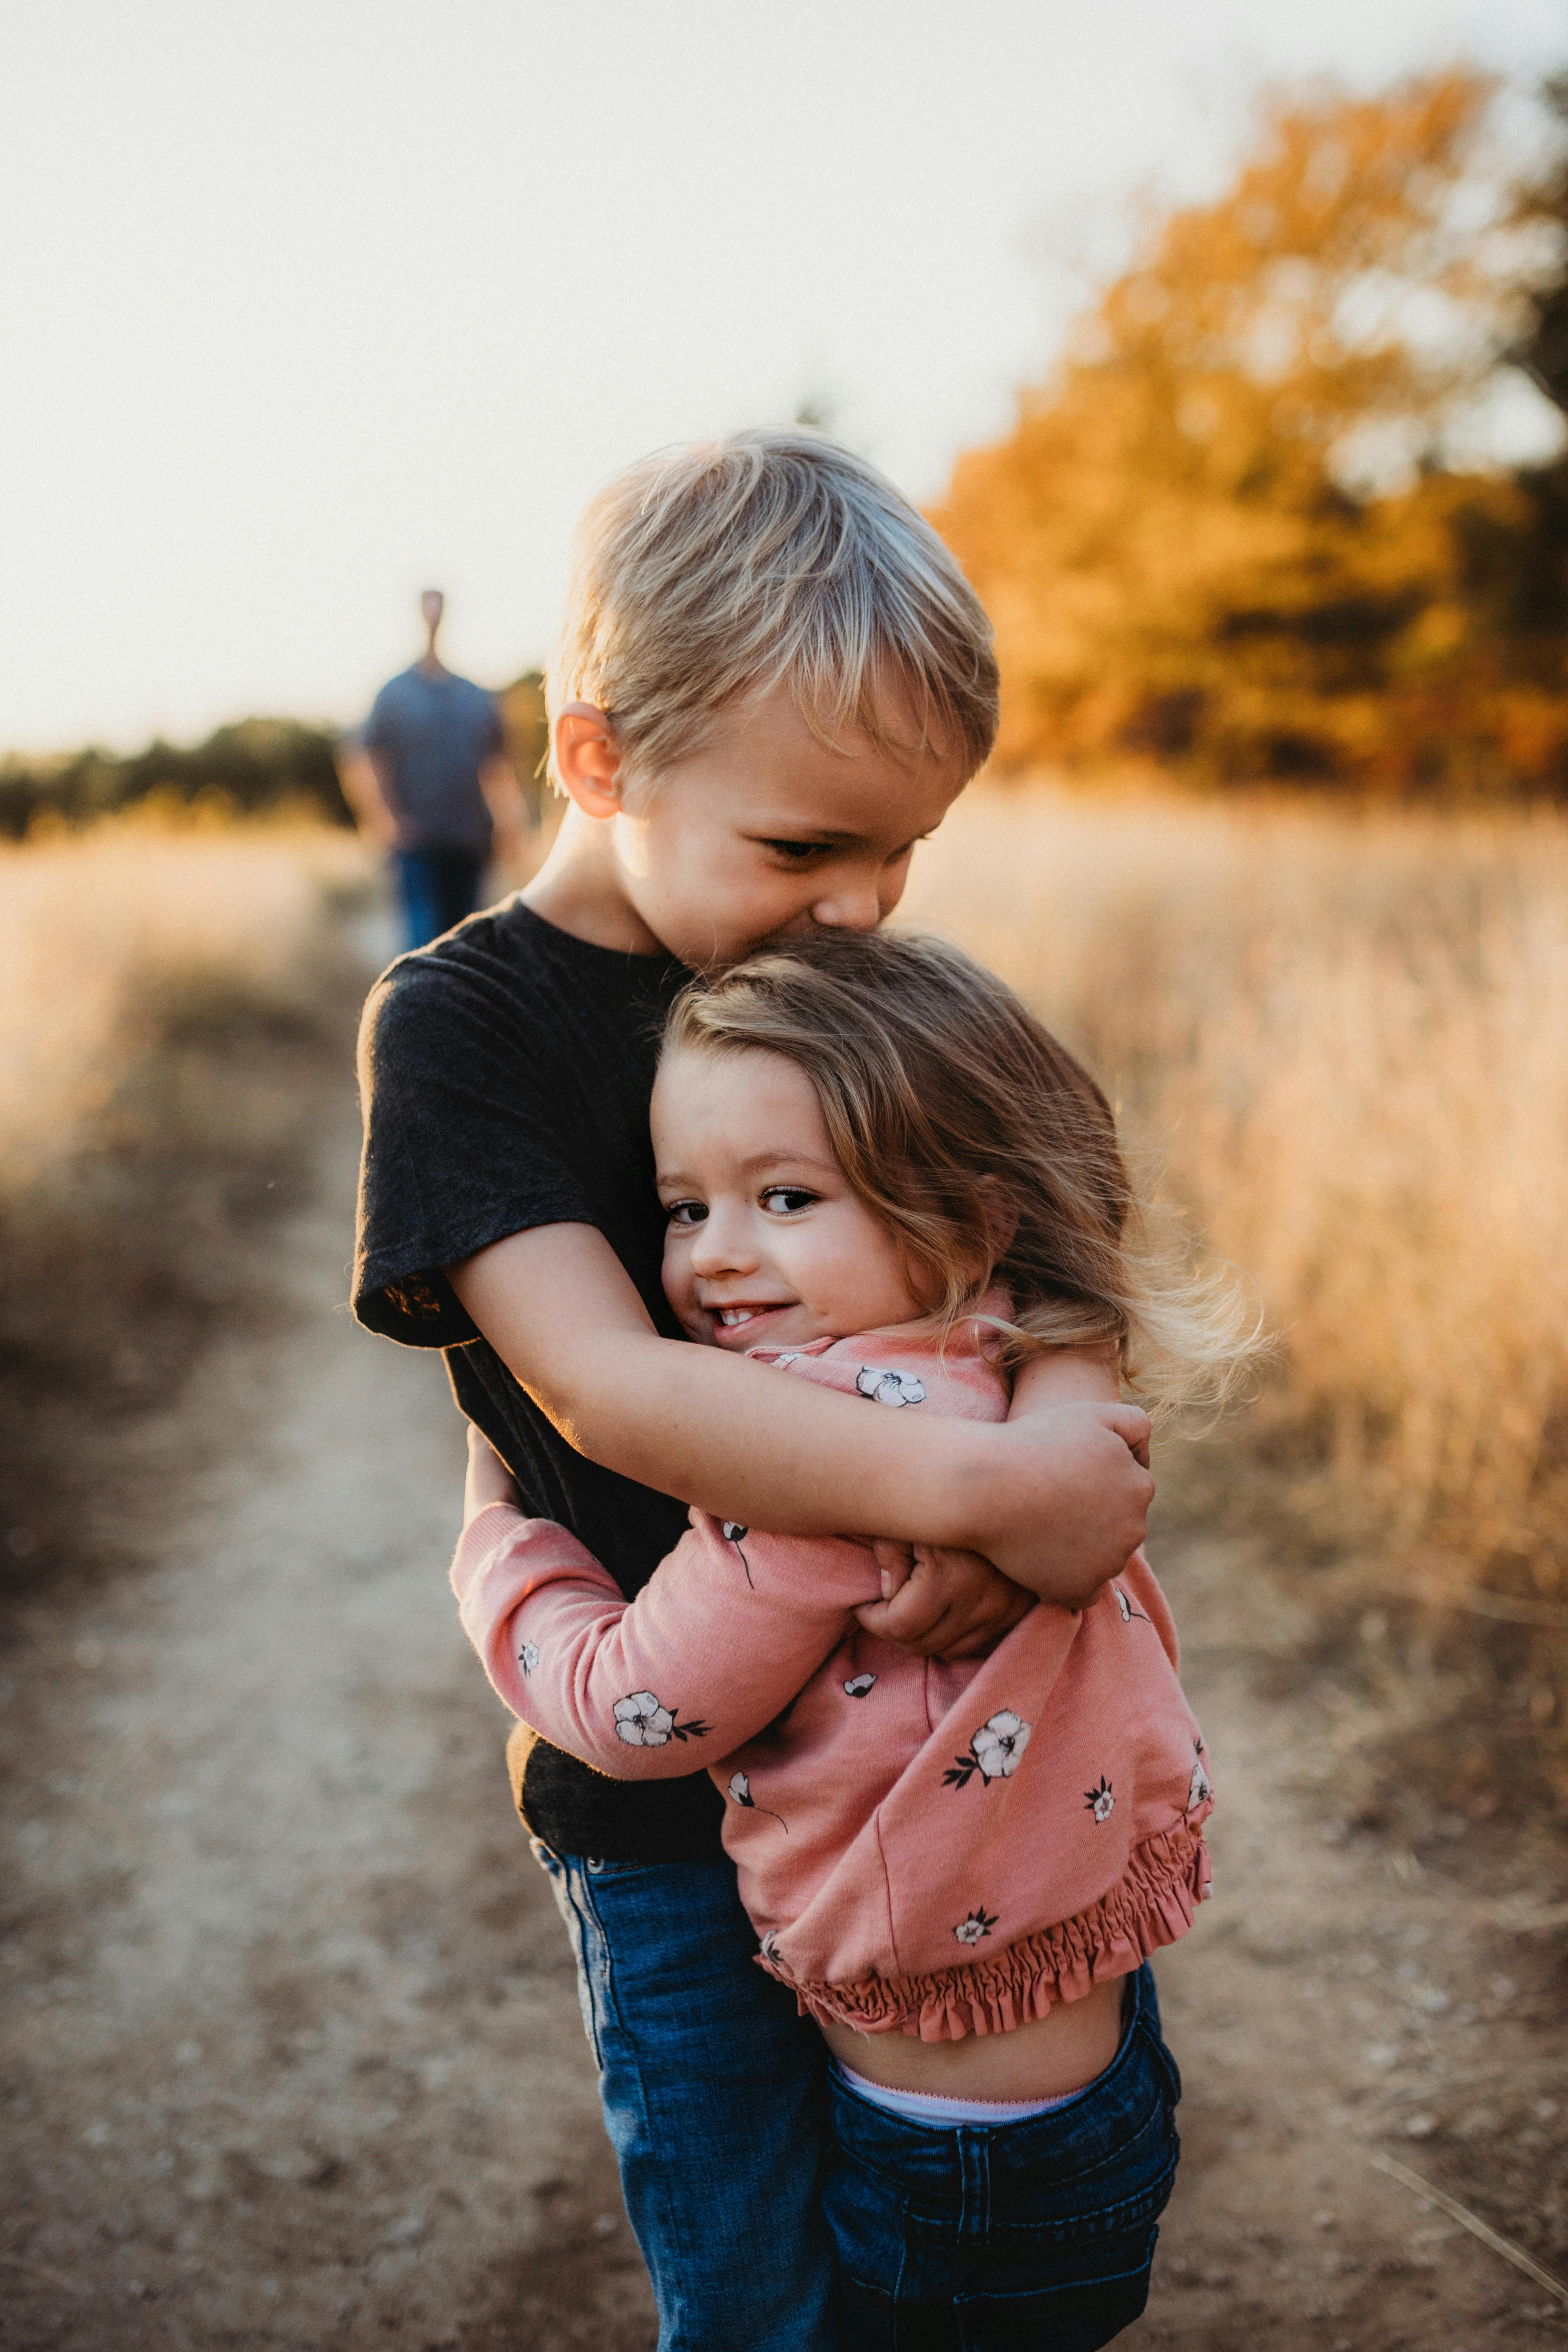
450, 1225, 1152, 1609
452, 1430, 877, 1777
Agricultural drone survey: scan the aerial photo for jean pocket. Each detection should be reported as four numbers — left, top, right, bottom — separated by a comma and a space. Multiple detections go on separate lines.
980, 2078, 1180, 2248
952, 2224, 1160, 2352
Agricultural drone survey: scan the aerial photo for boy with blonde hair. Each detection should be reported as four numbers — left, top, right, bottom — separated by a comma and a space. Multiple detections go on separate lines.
354, 430, 1153, 2352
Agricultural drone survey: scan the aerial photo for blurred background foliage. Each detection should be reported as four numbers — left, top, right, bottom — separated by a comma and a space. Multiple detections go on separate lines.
934, 69, 1568, 793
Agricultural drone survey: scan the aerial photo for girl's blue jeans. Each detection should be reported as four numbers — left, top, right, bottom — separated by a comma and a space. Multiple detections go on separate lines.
533, 1838, 1179, 2352
825, 1961, 1181, 2350
531, 1843, 838, 2352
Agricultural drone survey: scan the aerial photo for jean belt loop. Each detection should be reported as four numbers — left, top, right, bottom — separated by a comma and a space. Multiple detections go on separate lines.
956, 2126, 990, 2243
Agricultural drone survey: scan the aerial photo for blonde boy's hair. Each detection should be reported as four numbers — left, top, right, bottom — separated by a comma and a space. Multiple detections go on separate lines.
548, 428, 999, 788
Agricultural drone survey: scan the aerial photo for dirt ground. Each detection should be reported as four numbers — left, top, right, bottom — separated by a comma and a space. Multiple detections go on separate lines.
2, 936, 1566, 2350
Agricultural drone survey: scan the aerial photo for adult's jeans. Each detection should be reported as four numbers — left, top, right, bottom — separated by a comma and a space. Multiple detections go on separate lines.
532, 1842, 838, 2352
393, 846, 485, 950
824, 1963, 1181, 2350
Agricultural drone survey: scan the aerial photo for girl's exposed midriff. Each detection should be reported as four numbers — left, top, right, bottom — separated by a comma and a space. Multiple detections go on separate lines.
818, 1976, 1126, 2101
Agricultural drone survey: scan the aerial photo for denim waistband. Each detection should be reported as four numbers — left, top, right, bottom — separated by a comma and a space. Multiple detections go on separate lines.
826, 1962, 1179, 2186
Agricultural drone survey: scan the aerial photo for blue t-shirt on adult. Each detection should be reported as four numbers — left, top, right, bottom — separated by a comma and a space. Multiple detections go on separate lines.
361, 664, 504, 854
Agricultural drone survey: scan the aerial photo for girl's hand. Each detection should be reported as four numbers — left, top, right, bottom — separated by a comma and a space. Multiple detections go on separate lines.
464, 1424, 519, 1526
855, 1545, 1035, 1662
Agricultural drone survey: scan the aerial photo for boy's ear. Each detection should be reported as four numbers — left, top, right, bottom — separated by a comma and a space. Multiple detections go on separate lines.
554, 703, 625, 818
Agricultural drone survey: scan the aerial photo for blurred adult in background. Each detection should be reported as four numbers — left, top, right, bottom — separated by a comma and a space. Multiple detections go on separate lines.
341, 590, 526, 949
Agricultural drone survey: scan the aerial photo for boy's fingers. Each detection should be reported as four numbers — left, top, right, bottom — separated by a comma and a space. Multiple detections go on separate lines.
868, 1538, 915, 1604
1102, 1402, 1153, 1470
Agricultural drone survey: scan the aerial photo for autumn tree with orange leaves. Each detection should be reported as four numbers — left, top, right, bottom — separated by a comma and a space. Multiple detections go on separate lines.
935, 70, 1568, 790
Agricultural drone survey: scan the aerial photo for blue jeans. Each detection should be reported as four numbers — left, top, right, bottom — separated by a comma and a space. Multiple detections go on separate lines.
824, 1964, 1180, 2350
532, 1843, 838, 2352
393, 846, 485, 949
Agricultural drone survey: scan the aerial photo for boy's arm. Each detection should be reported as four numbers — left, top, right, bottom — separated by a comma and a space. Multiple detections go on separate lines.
853, 1341, 1129, 1651
451, 1432, 877, 1776
449, 1224, 1153, 1606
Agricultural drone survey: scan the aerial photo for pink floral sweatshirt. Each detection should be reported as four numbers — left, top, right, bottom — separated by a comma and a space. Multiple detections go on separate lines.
449, 1311, 1213, 2043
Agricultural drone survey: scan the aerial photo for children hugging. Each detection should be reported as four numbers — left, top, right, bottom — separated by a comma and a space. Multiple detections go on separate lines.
353, 430, 1252, 2352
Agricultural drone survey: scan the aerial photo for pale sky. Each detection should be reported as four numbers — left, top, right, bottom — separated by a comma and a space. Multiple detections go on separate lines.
2, 0, 1564, 752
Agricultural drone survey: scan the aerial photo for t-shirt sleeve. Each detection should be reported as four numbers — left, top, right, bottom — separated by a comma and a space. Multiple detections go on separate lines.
353, 952, 598, 1348
360, 684, 394, 755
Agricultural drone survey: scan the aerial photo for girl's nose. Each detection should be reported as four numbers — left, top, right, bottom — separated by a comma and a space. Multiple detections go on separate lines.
687, 1205, 756, 1277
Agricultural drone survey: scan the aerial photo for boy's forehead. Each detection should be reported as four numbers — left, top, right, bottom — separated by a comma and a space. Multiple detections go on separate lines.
704, 680, 967, 820
716, 739, 963, 841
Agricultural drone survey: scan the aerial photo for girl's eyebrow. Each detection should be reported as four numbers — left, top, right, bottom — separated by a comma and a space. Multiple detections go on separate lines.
736, 1147, 839, 1177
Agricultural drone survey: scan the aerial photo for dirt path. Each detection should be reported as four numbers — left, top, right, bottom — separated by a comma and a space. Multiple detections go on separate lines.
3, 965, 1565, 2350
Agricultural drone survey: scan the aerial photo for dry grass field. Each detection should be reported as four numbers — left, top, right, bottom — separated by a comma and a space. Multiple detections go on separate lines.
903, 779, 1568, 1825
0, 814, 374, 1610
0, 810, 367, 1188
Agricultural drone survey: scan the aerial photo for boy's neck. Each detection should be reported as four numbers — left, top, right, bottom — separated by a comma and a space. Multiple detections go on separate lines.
522, 805, 669, 958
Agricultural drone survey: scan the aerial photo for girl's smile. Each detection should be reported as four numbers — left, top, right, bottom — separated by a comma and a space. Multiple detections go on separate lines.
652, 1044, 928, 1352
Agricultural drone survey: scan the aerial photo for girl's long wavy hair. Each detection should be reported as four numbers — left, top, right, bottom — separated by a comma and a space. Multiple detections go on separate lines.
663, 927, 1257, 1416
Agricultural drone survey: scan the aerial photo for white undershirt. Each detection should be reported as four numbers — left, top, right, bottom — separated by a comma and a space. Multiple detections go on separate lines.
832, 2058, 1096, 2128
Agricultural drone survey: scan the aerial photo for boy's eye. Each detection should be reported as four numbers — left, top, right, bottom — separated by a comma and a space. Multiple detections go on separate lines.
666, 1200, 708, 1228
756, 838, 832, 863
761, 1187, 817, 1215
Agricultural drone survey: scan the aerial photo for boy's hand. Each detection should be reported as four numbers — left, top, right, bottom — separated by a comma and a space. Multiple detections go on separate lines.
856, 1545, 1035, 1662
464, 1425, 519, 1526
979, 1401, 1153, 1608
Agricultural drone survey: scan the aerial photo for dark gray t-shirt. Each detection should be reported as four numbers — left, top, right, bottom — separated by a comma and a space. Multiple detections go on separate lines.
361, 665, 504, 854
353, 899, 725, 1861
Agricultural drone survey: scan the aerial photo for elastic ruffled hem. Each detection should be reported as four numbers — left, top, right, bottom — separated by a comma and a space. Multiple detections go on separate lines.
755, 1814, 1212, 2043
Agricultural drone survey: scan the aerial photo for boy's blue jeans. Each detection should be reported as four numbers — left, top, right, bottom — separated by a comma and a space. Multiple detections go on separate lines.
531, 1842, 838, 2352
824, 1962, 1180, 2350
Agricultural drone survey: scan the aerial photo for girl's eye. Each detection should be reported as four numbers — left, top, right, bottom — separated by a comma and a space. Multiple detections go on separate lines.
666, 1200, 708, 1228
761, 1187, 817, 1215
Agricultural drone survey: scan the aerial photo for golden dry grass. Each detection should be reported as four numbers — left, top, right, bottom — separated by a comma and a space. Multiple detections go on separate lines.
0, 811, 368, 1188
903, 782, 1568, 1728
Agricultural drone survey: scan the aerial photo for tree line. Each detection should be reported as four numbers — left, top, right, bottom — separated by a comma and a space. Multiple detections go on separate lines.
0, 678, 549, 840
934, 69, 1568, 792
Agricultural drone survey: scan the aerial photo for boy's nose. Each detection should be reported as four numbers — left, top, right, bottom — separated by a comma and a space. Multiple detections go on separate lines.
808, 878, 883, 931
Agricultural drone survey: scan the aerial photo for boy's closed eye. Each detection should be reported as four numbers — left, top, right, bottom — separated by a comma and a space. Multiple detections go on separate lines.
750, 834, 926, 867
755, 837, 836, 864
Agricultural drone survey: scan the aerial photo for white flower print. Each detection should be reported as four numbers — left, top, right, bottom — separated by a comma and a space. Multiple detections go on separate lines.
760, 1931, 783, 1962
1084, 1774, 1115, 1823
612, 1689, 711, 1747
728, 1770, 788, 1829
954, 1906, 998, 1945
1113, 1584, 1151, 1625
855, 1366, 927, 1408
945, 1708, 1032, 1791
1186, 1743, 1212, 1813
843, 1672, 877, 1699
517, 1640, 540, 1677
721, 1522, 754, 1587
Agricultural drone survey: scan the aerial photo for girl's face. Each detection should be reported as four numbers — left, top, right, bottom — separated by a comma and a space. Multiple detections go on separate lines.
652, 1044, 926, 1353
